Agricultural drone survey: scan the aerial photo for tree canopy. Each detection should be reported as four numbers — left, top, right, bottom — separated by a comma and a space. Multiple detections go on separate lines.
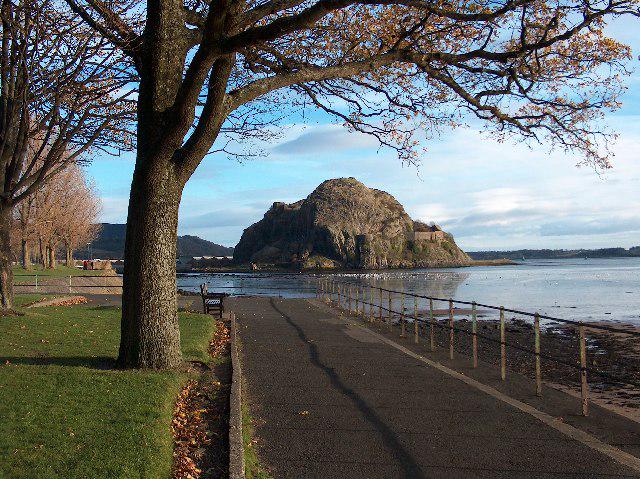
64, 0, 639, 369
67, 0, 638, 170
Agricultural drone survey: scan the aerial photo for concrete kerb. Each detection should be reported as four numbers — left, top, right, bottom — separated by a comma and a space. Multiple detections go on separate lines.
229, 311, 245, 479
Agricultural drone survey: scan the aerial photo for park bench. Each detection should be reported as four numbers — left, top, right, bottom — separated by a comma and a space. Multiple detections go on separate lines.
199, 283, 228, 318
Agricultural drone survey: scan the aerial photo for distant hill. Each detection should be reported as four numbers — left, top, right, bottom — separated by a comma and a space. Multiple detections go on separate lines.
177, 235, 233, 257
468, 247, 640, 260
75, 223, 233, 259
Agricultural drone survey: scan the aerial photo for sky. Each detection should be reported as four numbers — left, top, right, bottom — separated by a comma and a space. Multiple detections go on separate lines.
87, 16, 640, 252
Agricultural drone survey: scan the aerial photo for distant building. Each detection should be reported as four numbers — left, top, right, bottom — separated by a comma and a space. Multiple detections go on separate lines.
192, 255, 233, 260
407, 223, 445, 243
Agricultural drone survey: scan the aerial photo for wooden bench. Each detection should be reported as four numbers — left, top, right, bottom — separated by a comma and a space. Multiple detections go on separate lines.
199, 283, 228, 318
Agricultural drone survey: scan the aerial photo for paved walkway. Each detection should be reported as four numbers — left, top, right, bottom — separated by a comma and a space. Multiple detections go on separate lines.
232, 297, 640, 479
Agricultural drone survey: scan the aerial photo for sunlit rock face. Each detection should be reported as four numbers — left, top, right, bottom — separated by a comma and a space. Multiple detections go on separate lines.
233, 177, 471, 269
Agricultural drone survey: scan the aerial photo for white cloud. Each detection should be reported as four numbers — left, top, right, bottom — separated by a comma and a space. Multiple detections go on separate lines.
271, 124, 379, 155
99, 197, 129, 223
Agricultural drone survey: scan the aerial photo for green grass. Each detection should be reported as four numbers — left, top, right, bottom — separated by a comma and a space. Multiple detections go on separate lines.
10, 294, 60, 307
0, 298, 215, 479
12, 265, 109, 280
242, 403, 272, 479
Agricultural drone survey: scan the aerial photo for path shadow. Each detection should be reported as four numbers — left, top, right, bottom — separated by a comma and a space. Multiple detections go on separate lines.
269, 298, 426, 479
1, 355, 117, 369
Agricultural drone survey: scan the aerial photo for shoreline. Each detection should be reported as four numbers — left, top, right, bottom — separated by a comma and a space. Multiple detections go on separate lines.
180, 258, 517, 274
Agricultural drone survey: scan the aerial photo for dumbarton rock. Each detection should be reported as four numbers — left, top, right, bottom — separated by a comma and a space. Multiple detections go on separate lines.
233, 178, 471, 269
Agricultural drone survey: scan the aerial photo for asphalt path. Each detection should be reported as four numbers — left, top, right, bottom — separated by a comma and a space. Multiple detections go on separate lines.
232, 296, 640, 479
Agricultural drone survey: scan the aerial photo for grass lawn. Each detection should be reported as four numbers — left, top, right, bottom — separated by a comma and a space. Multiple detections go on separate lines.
242, 404, 272, 479
0, 297, 215, 479
12, 265, 110, 281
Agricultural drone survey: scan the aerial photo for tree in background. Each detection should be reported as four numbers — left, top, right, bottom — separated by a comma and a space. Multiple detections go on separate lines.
56, 167, 102, 266
0, 0, 134, 309
67, 0, 639, 368
14, 195, 36, 269
12, 164, 102, 269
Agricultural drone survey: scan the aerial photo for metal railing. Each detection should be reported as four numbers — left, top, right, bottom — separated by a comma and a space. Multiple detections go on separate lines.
316, 278, 640, 417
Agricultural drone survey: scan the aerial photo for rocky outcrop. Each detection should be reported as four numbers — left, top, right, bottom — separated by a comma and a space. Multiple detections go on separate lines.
233, 178, 471, 269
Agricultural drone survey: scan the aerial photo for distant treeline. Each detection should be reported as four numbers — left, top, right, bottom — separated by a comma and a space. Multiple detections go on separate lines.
468, 247, 640, 260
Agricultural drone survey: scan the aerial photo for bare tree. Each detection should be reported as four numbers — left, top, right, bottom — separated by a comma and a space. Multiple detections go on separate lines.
68, 0, 638, 368
0, 0, 134, 309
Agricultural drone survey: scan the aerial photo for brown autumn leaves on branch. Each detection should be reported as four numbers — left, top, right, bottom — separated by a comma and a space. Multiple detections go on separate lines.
12, 162, 101, 270
66, 0, 639, 169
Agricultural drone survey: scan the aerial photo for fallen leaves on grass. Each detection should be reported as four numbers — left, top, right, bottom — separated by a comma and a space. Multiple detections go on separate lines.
172, 381, 210, 479
172, 320, 231, 479
208, 321, 230, 359
54, 297, 88, 306
23, 296, 87, 308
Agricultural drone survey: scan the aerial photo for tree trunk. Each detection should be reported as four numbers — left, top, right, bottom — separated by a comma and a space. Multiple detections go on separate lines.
66, 243, 73, 267
21, 239, 30, 270
0, 202, 14, 310
38, 238, 45, 268
47, 244, 56, 269
117, 154, 183, 369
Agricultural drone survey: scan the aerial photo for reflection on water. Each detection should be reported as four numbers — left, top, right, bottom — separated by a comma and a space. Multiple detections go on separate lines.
177, 258, 640, 325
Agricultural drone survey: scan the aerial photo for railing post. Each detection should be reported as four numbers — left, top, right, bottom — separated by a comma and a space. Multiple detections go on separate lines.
355, 286, 359, 314
68, 275, 72, 294
388, 290, 392, 330
414, 296, 419, 344
429, 298, 435, 351
362, 285, 367, 320
400, 293, 406, 337
580, 324, 589, 416
316, 279, 319, 299
500, 307, 506, 381
472, 302, 478, 368
369, 287, 374, 322
35, 274, 38, 292
378, 288, 383, 322
449, 299, 454, 359
535, 313, 542, 396
348, 286, 352, 313
362, 286, 366, 319
337, 283, 341, 308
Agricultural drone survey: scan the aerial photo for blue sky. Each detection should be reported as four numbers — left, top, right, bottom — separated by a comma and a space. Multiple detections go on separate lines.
88, 16, 640, 251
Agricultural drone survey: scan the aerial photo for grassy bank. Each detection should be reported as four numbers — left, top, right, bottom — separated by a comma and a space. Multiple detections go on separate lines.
242, 403, 272, 479
0, 297, 215, 478
12, 265, 111, 281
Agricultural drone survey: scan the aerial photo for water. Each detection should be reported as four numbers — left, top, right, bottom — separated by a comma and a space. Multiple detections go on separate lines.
177, 258, 640, 325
